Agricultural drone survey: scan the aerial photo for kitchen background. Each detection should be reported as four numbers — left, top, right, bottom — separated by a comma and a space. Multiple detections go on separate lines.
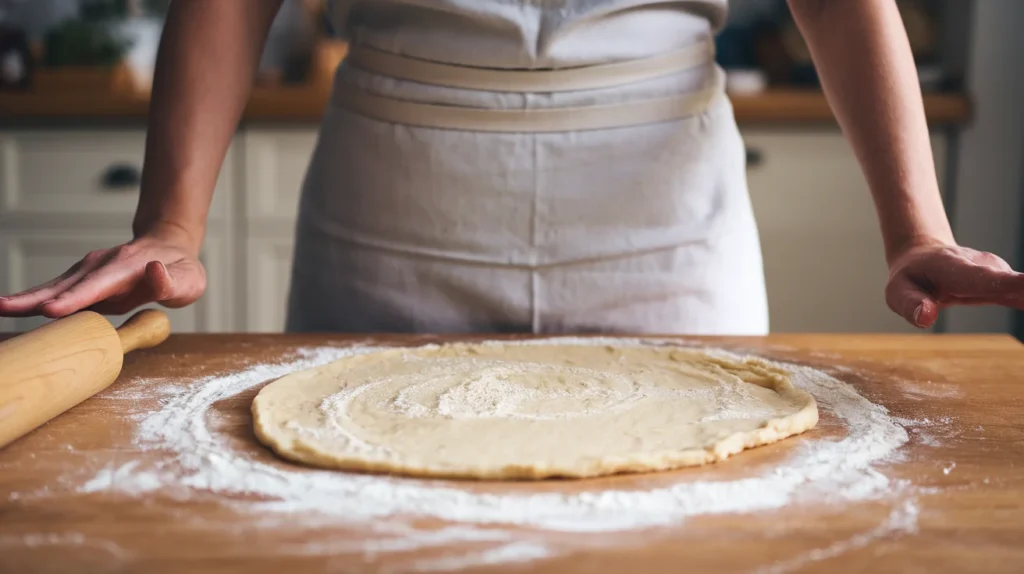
0, 0, 1020, 338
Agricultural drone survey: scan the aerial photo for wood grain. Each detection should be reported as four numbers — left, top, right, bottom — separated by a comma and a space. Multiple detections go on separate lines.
0, 88, 972, 125
114, 310, 171, 354
0, 333, 1022, 573
0, 312, 122, 448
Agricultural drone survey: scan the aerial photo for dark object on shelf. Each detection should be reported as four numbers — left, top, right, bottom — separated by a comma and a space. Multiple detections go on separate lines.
141, 0, 172, 16
715, 27, 759, 69
43, 0, 133, 68
751, 21, 790, 85
0, 24, 34, 91
898, 0, 939, 62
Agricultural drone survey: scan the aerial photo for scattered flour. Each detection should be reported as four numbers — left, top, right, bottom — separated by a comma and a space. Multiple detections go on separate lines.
754, 499, 920, 574
13, 338, 924, 571
893, 415, 959, 448
405, 541, 552, 573
0, 532, 127, 558
897, 380, 963, 401
382, 360, 634, 421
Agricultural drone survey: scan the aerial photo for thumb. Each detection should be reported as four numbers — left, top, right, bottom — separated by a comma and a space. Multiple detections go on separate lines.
147, 259, 206, 308
885, 275, 938, 329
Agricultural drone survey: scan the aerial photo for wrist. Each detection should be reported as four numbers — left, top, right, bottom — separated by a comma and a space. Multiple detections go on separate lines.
879, 199, 955, 266
884, 231, 955, 267
133, 217, 205, 256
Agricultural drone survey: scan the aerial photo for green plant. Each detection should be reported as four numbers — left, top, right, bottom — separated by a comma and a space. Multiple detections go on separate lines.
80, 0, 130, 20
43, 1, 134, 67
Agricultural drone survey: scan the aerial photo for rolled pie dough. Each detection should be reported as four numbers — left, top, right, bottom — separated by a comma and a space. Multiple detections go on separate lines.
252, 342, 818, 479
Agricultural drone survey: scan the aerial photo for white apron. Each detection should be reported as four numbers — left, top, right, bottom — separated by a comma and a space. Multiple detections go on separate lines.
286, 0, 769, 335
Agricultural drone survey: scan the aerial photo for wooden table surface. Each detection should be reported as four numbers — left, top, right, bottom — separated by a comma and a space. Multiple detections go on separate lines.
1, 333, 1022, 574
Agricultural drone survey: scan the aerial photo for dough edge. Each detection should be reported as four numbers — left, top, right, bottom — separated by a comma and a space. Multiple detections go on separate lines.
251, 344, 819, 480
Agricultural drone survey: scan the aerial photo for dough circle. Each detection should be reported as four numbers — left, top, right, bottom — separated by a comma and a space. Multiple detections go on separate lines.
252, 342, 818, 480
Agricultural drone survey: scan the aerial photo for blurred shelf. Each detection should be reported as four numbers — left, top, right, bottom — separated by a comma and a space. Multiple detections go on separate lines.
0, 85, 972, 125
729, 89, 971, 125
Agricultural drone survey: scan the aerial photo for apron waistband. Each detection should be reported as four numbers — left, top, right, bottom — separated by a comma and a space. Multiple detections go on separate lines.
334, 40, 722, 133
345, 40, 716, 93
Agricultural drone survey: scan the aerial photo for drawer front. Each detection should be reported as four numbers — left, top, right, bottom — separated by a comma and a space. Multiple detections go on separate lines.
0, 230, 232, 333
0, 130, 231, 220
242, 129, 318, 221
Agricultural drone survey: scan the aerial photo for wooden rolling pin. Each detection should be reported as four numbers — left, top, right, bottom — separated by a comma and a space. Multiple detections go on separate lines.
0, 309, 171, 448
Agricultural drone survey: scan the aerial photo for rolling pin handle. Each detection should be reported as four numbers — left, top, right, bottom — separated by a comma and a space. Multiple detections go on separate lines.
116, 309, 171, 354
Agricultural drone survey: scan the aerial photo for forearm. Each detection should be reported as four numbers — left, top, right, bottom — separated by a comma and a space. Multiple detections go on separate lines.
787, 0, 954, 264
133, 0, 283, 254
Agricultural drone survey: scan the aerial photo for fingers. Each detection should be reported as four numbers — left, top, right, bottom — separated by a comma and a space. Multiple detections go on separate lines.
0, 237, 208, 320
885, 275, 938, 329
89, 259, 207, 315
964, 250, 1013, 272
940, 264, 1024, 308
914, 298, 940, 328
151, 259, 206, 308
87, 273, 158, 316
39, 260, 145, 318
903, 248, 1024, 311
0, 261, 92, 316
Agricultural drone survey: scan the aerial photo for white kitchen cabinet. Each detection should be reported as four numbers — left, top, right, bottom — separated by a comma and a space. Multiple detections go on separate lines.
0, 229, 233, 333
0, 130, 231, 223
742, 129, 948, 333
243, 234, 295, 333
237, 128, 315, 332
239, 128, 318, 223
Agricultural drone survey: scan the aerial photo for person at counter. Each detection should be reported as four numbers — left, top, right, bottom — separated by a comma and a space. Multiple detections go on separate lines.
1, 0, 1022, 333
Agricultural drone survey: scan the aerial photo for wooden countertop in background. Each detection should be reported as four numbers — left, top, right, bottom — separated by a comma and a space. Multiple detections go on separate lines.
0, 333, 1022, 573
0, 86, 973, 125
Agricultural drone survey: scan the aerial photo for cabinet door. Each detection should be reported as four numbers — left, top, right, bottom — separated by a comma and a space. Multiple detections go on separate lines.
743, 130, 947, 333
241, 128, 318, 223
0, 231, 231, 333
245, 235, 295, 333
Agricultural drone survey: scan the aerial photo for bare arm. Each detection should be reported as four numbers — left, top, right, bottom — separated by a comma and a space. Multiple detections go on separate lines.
0, 0, 283, 318
787, 0, 1024, 328
135, 0, 285, 252
787, 0, 952, 262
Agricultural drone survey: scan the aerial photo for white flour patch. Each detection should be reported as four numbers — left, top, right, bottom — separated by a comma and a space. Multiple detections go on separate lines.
383, 360, 634, 422
405, 541, 552, 573
12, 338, 923, 571
80, 461, 165, 494
893, 415, 959, 448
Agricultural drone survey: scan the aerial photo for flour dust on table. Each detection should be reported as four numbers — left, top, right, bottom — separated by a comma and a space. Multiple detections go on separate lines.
252, 342, 819, 479
11, 339, 928, 572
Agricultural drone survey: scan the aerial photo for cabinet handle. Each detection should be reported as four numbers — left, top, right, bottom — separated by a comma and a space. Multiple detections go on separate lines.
101, 164, 142, 190
745, 148, 764, 168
